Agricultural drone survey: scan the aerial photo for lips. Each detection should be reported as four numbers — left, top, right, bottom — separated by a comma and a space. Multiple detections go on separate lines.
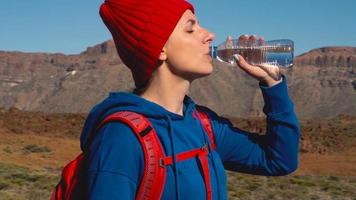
205, 54, 212, 61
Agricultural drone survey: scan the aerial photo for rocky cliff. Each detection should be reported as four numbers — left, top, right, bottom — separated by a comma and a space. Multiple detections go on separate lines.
0, 41, 355, 119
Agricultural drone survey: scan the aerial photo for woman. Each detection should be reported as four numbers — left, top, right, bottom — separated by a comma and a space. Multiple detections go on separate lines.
80, 0, 300, 199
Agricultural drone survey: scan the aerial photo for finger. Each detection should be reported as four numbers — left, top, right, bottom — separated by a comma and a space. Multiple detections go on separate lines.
258, 36, 265, 46
234, 54, 265, 79
257, 63, 281, 81
234, 54, 276, 81
248, 35, 257, 46
238, 34, 249, 41
238, 34, 249, 47
247, 35, 258, 63
234, 54, 254, 73
225, 35, 234, 48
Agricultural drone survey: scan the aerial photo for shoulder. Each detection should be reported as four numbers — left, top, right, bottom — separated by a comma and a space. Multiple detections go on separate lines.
196, 105, 217, 118
86, 121, 144, 182
196, 105, 232, 126
97, 122, 142, 149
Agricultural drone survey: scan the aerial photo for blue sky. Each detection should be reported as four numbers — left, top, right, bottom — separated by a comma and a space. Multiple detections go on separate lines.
1, 0, 355, 56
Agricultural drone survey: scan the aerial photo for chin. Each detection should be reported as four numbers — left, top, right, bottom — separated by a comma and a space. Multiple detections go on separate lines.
202, 63, 214, 75
190, 64, 213, 80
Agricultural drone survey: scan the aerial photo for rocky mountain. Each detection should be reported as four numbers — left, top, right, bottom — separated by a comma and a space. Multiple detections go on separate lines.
0, 40, 355, 119
289, 47, 356, 118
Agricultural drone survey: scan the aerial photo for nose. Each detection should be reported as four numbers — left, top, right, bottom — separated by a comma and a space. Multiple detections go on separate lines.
203, 28, 215, 45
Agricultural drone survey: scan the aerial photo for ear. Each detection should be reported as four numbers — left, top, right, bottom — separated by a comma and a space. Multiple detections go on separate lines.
158, 47, 168, 61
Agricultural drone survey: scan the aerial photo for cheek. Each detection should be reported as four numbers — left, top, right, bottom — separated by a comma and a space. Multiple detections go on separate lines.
167, 42, 196, 70
168, 52, 213, 77
166, 39, 213, 76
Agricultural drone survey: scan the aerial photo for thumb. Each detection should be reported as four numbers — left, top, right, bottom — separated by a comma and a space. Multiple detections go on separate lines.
233, 54, 253, 72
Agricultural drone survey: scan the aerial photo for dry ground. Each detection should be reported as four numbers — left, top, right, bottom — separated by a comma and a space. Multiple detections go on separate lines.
0, 107, 355, 175
0, 108, 355, 199
1, 130, 355, 176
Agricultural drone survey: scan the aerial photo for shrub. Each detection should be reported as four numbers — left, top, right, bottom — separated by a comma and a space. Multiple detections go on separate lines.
22, 144, 51, 153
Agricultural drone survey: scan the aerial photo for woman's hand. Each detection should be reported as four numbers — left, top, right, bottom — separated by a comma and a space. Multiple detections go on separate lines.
233, 35, 282, 87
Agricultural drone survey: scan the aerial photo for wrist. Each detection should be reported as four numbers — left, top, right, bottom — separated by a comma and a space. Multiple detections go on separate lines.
261, 76, 282, 87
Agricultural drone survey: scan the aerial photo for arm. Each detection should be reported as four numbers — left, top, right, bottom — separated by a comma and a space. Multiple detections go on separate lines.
83, 122, 144, 199
209, 76, 300, 176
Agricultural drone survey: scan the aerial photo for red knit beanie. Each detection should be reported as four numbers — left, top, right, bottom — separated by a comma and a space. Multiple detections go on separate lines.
99, 0, 195, 87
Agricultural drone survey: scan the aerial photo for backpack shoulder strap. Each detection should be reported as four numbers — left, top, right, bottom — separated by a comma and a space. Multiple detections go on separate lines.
196, 106, 216, 150
98, 111, 166, 200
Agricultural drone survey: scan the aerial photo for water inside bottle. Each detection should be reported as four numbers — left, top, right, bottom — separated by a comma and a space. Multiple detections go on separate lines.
210, 39, 294, 68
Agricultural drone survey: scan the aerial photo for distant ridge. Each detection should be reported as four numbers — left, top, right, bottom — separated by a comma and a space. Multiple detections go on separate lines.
0, 40, 355, 119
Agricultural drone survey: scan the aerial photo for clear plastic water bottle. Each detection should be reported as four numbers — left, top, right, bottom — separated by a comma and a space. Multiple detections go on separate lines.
210, 36, 294, 68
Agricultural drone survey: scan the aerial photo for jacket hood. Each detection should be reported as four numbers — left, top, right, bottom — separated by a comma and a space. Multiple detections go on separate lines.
80, 92, 197, 150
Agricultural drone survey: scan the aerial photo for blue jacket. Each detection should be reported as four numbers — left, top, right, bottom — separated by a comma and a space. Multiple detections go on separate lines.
80, 77, 300, 200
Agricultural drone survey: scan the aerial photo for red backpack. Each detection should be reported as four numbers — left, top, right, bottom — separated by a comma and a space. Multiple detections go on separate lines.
51, 107, 216, 200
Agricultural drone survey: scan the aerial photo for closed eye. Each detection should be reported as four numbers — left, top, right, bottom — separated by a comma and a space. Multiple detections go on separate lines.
186, 19, 198, 33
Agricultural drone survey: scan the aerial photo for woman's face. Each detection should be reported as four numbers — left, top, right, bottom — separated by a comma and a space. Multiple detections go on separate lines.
162, 10, 215, 82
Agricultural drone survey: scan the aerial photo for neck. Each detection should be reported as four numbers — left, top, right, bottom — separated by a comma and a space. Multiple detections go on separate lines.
140, 65, 190, 116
